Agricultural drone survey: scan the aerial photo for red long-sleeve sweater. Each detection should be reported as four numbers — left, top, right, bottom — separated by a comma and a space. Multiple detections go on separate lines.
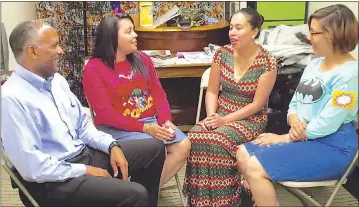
82, 52, 172, 132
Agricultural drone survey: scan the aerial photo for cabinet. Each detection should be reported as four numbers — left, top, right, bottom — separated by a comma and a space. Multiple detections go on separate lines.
136, 19, 229, 53
247, 2, 308, 29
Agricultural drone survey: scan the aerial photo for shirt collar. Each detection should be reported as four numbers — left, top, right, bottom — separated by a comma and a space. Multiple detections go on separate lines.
15, 64, 54, 91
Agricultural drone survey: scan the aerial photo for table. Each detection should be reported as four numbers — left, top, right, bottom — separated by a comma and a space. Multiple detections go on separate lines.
156, 63, 211, 79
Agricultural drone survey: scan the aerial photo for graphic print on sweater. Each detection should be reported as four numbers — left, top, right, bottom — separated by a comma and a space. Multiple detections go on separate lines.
122, 88, 153, 118
296, 78, 325, 104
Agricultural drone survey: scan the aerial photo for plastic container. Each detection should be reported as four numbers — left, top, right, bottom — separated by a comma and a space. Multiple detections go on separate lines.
139, 2, 153, 27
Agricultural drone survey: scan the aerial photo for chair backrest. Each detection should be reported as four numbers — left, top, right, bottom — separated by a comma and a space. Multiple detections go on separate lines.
84, 96, 96, 123
83, 60, 96, 122
196, 67, 223, 123
200, 67, 222, 91
200, 67, 212, 89
0, 138, 13, 168
1, 138, 39, 206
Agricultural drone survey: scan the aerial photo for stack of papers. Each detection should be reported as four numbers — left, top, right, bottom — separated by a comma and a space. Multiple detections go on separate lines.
150, 57, 177, 67
150, 51, 213, 67
203, 43, 221, 57
142, 50, 172, 59
152, 6, 180, 28
180, 52, 213, 64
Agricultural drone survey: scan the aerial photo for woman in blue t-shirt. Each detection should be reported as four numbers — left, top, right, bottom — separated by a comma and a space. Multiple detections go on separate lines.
236, 4, 358, 206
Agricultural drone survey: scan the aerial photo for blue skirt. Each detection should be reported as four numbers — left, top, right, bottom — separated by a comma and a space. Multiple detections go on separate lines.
243, 122, 358, 181
97, 116, 187, 145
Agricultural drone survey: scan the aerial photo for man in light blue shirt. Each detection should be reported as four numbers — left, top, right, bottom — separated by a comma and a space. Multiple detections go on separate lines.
1, 20, 165, 207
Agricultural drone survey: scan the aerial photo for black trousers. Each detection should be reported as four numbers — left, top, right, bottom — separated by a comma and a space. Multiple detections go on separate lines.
16, 138, 165, 207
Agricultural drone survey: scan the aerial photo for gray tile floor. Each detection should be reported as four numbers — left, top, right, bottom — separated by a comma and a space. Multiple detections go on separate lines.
2, 165, 358, 206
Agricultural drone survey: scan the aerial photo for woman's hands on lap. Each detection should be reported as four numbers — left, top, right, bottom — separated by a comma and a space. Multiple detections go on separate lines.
146, 124, 172, 141
252, 133, 290, 147
162, 120, 176, 138
289, 119, 307, 141
205, 113, 228, 130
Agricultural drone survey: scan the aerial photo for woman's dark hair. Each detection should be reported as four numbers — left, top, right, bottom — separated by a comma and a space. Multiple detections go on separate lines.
230, 7, 264, 39
92, 14, 149, 81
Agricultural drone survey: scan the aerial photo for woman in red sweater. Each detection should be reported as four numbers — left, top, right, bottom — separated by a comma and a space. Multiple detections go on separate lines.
83, 14, 191, 187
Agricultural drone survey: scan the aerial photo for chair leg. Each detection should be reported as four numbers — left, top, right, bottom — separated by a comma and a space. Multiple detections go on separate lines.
3, 165, 39, 207
195, 89, 204, 124
281, 185, 321, 207
175, 173, 186, 206
324, 184, 342, 207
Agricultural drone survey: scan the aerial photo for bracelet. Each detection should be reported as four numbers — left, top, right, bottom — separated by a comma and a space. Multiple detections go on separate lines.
143, 123, 151, 133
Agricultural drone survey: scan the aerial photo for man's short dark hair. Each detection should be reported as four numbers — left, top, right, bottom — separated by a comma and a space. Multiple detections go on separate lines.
9, 20, 43, 60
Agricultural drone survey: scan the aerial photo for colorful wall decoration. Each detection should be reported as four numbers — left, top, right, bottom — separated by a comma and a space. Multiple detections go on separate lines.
120, 2, 139, 14
35, 1, 225, 106
152, 2, 224, 20
117, 2, 225, 20
36, 2, 87, 104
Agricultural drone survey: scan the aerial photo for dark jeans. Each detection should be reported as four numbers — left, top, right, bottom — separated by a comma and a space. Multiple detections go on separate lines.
15, 139, 165, 207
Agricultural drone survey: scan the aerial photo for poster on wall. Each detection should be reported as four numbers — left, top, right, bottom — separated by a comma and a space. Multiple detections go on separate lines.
110, 1, 122, 14
152, 2, 224, 20
120, 2, 139, 14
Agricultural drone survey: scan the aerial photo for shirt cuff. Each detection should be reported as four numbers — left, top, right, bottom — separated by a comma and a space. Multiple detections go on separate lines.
97, 135, 116, 154
70, 163, 87, 177
305, 130, 314, 140
287, 111, 296, 125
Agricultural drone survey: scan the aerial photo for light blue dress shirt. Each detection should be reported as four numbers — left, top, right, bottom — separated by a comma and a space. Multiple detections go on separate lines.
1, 64, 116, 183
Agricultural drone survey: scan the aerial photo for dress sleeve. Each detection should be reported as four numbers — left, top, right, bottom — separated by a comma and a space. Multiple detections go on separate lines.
265, 52, 279, 72
213, 47, 223, 67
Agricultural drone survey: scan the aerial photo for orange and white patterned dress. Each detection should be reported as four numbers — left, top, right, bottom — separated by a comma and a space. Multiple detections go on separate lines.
183, 45, 278, 207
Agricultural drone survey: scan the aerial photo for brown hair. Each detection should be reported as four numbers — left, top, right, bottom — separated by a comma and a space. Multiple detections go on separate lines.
308, 4, 358, 54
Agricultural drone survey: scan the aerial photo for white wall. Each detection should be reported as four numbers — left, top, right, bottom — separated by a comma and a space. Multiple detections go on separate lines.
308, 2, 359, 59
1, 2, 36, 70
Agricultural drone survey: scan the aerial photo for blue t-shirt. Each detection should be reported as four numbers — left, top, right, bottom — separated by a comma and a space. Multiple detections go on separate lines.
287, 57, 358, 139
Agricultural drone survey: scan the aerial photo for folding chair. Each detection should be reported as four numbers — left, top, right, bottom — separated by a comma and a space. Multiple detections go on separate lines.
279, 150, 359, 207
0, 143, 39, 207
84, 98, 186, 206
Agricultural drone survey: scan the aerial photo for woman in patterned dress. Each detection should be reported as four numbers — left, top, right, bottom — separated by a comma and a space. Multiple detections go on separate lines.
183, 8, 278, 207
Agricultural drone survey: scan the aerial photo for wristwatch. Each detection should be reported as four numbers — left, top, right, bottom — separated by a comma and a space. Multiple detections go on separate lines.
108, 141, 122, 153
